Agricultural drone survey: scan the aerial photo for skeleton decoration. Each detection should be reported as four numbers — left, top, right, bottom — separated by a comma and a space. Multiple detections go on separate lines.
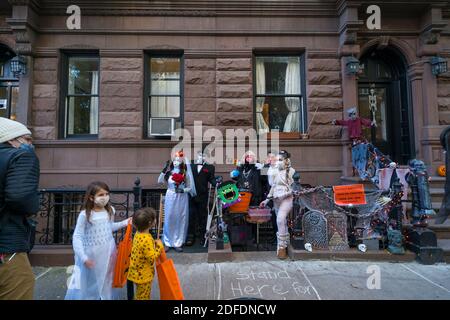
368, 87, 378, 126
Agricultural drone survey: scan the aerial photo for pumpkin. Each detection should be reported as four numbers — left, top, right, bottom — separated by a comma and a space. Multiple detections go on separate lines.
437, 165, 446, 177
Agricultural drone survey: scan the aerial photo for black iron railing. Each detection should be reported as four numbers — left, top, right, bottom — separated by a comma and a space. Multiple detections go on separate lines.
35, 179, 165, 245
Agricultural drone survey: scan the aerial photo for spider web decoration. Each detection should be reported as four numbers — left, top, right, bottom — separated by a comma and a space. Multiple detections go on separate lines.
295, 187, 391, 240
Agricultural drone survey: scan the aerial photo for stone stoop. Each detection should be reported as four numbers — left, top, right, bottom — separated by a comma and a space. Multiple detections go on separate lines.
287, 245, 416, 262
29, 245, 74, 267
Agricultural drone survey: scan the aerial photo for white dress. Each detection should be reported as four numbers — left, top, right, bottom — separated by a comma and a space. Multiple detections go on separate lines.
65, 208, 128, 300
159, 169, 190, 248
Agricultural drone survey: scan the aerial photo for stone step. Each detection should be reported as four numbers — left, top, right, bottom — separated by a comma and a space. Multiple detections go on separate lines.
403, 219, 450, 240
287, 245, 417, 263
29, 245, 74, 267
437, 239, 450, 263
427, 188, 445, 204
429, 176, 446, 189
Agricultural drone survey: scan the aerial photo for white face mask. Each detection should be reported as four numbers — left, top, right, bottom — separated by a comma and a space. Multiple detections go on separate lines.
173, 160, 181, 167
196, 154, 205, 164
276, 160, 284, 170
94, 195, 110, 207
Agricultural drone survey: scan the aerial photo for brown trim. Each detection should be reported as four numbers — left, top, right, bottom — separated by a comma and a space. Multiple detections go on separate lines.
33, 139, 347, 148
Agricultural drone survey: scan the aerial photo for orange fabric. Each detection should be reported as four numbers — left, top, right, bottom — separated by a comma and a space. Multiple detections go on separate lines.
333, 184, 366, 206
112, 221, 132, 288
156, 249, 184, 300
229, 192, 252, 213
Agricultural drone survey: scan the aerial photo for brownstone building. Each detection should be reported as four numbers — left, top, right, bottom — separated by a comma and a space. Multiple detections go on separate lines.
0, 0, 449, 191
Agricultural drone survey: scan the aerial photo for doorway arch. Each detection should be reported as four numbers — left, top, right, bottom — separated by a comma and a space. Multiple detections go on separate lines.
357, 46, 415, 164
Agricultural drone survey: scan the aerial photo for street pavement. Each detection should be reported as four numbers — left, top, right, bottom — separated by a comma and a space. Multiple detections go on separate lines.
32, 252, 450, 300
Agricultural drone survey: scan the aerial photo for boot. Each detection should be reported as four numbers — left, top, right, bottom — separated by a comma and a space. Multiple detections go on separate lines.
277, 247, 287, 259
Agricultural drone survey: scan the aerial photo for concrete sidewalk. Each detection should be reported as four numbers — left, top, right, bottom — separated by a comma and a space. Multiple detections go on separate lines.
32, 252, 450, 300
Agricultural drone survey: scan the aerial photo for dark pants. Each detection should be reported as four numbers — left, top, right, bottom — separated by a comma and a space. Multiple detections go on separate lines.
188, 195, 209, 240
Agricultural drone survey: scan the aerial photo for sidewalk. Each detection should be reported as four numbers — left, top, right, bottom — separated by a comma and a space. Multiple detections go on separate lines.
32, 252, 450, 300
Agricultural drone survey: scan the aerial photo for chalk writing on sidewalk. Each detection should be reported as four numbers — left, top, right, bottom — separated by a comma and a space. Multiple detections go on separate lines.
228, 268, 313, 299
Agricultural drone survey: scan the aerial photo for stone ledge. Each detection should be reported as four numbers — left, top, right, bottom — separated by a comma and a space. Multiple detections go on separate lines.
287, 245, 417, 262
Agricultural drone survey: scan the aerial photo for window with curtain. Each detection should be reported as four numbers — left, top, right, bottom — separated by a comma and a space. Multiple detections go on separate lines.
0, 51, 19, 120
146, 55, 182, 137
62, 54, 99, 138
254, 56, 306, 134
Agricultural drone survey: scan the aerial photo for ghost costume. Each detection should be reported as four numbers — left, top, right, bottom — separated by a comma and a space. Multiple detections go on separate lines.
158, 159, 196, 248
65, 208, 128, 300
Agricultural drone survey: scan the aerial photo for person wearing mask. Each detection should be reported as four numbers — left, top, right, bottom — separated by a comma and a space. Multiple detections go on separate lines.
186, 151, 216, 246
0, 118, 40, 300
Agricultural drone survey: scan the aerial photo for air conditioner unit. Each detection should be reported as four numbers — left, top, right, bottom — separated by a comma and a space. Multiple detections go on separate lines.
149, 118, 175, 136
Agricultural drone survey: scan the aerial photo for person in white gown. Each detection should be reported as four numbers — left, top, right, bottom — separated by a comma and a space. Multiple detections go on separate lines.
158, 151, 196, 252
65, 181, 130, 300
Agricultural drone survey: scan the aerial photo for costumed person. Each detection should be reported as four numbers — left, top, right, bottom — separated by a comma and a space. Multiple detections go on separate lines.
127, 207, 163, 300
260, 151, 278, 238
231, 150, 263, 207
158, 151, 196, 252
332, 107, 376, 142
332, 107, 376, 179
65, 181, 131, 300
260, 150, 296, 259
186, 150, 216, 246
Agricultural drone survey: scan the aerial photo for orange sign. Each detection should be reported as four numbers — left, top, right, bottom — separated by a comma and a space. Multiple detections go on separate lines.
333, 184, 366, 206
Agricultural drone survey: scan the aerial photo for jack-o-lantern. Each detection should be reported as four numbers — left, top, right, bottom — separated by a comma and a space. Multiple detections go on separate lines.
437, 165, 446, 177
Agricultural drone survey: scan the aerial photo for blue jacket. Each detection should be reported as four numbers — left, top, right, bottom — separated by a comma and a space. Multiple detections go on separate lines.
0, 143, 40, 254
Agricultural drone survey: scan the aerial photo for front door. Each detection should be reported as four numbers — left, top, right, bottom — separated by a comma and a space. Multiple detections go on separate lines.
358, 50, 413, 164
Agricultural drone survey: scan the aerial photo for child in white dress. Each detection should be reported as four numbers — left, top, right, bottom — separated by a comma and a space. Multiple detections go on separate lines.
65, 181, 131, 300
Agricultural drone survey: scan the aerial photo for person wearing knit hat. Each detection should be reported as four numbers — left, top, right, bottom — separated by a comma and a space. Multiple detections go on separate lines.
0, 118, 32, 144
0, 117, 40, 300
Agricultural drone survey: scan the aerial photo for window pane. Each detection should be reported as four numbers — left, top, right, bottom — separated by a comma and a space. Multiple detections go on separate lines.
150, 97, 180, 117
151, 79, 180, 95
256, 56, 301, 95
10, 86, 18, 119
68, 57, 99, 95
0, 86, 8, 118
259, 96, 301, 132
66, 96, 98, 135
151, 58, 180, 79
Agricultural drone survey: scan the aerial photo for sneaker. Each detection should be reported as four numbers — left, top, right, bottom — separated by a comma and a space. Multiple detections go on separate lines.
174, 247, 183, 253
277, 247, 287, 260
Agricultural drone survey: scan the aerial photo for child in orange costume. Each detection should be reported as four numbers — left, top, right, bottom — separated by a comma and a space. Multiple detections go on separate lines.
127, 207, 163, 300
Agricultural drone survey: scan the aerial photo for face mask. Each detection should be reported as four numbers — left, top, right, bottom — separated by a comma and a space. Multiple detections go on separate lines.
17, 138, 35, 153
173, 160, 181, 167
94, 195, 110, 207
276, 160, 284, 170
196, 155, 205, 164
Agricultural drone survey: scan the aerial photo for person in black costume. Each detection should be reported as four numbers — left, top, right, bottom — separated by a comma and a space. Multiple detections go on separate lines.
232, 151, 263, 206
186, 151, 216, 246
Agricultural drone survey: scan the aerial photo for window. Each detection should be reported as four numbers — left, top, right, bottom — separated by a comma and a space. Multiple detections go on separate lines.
145, 54, 183, 137
254, 55, 306, 134
61, 53, 99, 138
0, 59, 19, 120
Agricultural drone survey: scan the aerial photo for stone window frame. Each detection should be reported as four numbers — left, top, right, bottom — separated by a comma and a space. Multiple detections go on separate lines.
143, 50, 184, 139
252, 51, 308, 135
0, 46, 19, 120
59, 50, 100, 140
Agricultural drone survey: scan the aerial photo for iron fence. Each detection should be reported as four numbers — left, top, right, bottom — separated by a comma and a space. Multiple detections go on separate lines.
35, 179, 165, 245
